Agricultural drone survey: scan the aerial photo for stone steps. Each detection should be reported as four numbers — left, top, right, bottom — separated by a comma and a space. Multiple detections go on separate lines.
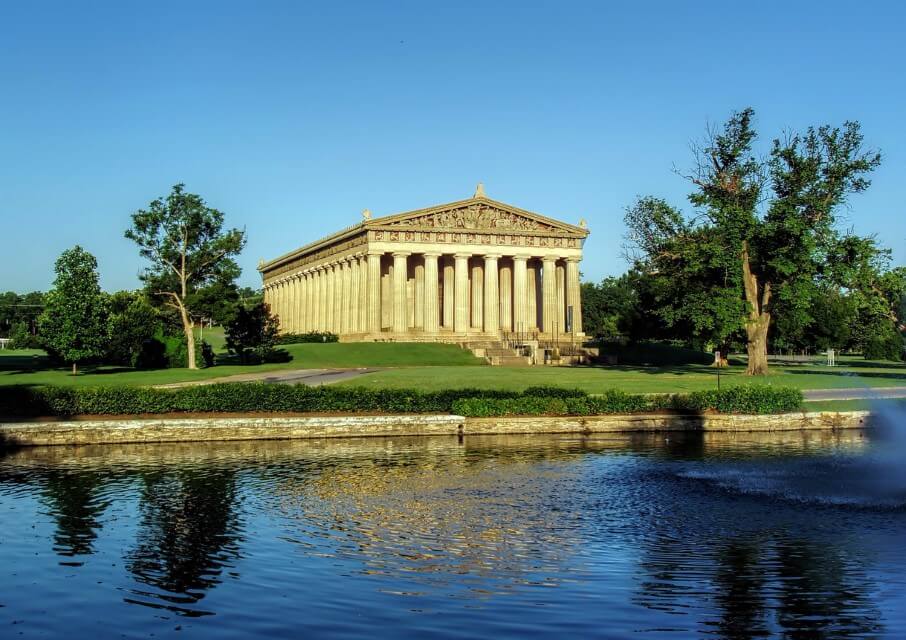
462, 341, 533, 366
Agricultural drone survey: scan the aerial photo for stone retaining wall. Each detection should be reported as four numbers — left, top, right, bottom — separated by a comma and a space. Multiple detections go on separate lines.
0, 411, 871, 447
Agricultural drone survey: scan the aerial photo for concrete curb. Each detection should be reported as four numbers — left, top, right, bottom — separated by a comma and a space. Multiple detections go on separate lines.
0, 411, 873, 447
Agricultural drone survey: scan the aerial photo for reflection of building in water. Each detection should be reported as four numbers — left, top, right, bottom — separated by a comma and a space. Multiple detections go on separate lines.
275, 452, 588, 586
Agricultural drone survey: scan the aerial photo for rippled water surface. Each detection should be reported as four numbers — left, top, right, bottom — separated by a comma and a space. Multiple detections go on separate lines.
1, 430, 905, 638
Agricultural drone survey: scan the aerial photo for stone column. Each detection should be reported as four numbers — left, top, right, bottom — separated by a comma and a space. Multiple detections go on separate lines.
453, 253, 470, 333
483, 254, 500, 334
392, 252, 410, 334
527, 262, 539, 331
349, 257, 360, 333
512, 255, 528, 334
341, 259, 352, 334
423, 252, 440, 334
556, 262, 566, 332
470, 260, 483, 330
301, 272, 311, 332
498, 262, 513, 332
333, 262, 344, 334
295, 274, 304, 333
275, 280, 284, 329
542, 255, 558, 336
566, 257, 583, 335
367, 252, 382, 334
442, 257, 454, 328
414, 258, 425, 330
316, 268, 325, 331
324, 264, 337, 332
357, 256, 367, 333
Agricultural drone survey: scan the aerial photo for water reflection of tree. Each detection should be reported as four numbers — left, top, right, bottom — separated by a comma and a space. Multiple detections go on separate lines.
636, 526, 883, 637
125, 469, 242, 615
39, 471, 111, 559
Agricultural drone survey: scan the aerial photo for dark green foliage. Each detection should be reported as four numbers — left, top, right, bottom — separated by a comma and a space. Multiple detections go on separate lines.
200, 341, 216, 368
521, 386, 586, 398
105, 293, 162, 366
37, 247, 109, 370
224, 302, 282, 364
162, 336, 210, 369
592, 341, 712, 366
134, 338, 168, 370
625, 109, 883, 374
7, 321, 41, 349
862, 322, 904, 361
666, 386, 803, 415
276, 331, 340, 344
0, 384, 802, 418
0, 291, 44, 339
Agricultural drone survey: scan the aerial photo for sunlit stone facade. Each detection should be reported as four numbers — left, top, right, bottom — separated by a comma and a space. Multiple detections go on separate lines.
259, 187, 589, 341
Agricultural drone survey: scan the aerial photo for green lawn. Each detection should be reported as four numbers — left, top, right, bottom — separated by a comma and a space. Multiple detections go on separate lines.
803, 398, 906, 412
0, 342, 484, 387
2, 341, 903, 395
338, 361, 906, 394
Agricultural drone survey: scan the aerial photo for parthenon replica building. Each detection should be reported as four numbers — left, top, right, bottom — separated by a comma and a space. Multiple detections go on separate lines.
259, 185, 589, 342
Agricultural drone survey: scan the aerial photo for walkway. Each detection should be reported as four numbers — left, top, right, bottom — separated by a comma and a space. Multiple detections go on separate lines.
157, 368, 377, 389
803, 386, 906, 401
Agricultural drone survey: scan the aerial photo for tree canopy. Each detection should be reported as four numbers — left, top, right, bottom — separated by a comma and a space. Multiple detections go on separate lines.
625, 108, 884, 373
125, 184, 246, 369
37, 246, 109, 373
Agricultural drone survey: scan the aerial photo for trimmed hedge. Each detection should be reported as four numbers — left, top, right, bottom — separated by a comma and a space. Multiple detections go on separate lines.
0, 384, 802, 419
452, 386, 802, 417
276, 332, 339, 344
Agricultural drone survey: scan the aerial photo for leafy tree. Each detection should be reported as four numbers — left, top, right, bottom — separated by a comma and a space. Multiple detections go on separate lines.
125, 184, 246, 369
626, 109, 881, 374
37, 246, 109, 374
0, 291, 44, 339
105, 292, 163, 366
224, 302, 281, 363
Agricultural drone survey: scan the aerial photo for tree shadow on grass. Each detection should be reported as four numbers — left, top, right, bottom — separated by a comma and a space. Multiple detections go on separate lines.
830, 360, 906, 370
783, 369, 906, 382
578, 363, 728, 377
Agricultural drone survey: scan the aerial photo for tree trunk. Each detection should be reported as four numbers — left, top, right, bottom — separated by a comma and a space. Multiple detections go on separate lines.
741, 241, 771, 376
175, 297, 197, 370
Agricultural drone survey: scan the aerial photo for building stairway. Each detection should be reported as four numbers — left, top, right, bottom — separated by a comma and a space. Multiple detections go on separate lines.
461, 341, 533, 366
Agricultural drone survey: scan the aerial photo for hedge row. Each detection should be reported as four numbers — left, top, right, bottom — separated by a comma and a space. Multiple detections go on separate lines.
0, 384, 802, 418
452, 386, 803, 417
276, 332, 339, 344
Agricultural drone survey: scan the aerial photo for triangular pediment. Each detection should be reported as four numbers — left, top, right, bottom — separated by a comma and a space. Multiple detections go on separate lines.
366, 197, 588, 236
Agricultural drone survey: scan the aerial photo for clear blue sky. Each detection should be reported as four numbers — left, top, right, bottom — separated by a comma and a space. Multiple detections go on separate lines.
2, 0, 904, 292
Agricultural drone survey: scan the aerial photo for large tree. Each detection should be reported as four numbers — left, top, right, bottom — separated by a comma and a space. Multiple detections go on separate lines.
626, 109, 881, 374
126, 184, 246, 369
37, 246, 109, 375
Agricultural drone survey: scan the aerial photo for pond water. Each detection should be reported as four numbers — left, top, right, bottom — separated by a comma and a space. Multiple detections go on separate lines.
1, 429, 905, 639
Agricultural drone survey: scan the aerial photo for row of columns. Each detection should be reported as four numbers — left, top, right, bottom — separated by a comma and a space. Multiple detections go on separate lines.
264, 252, 583, 337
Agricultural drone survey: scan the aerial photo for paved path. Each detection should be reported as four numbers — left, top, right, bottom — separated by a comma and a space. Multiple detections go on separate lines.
803, 386, 906, 401
157, 368, 378, 389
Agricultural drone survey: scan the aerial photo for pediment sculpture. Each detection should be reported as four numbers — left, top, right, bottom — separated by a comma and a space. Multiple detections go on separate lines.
395, 203, 553, 232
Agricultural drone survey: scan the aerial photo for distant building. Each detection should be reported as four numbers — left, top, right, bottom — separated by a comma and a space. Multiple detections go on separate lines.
259, 186, 589, 341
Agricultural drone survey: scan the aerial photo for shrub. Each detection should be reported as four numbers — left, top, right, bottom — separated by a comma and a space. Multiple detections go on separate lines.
0, 384, 802, 419
671, 385, 803, 414
276, 331, 339, 344
133, 338, 168, 370
225, 303, 281, 363
592, 340, 712, 366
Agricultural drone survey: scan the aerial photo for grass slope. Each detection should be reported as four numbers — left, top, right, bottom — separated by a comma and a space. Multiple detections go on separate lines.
0, 342, 484, 387
340, 362, 906, 394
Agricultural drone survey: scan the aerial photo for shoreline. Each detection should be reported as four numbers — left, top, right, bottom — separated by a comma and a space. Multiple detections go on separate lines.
0, 410, 872, 448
